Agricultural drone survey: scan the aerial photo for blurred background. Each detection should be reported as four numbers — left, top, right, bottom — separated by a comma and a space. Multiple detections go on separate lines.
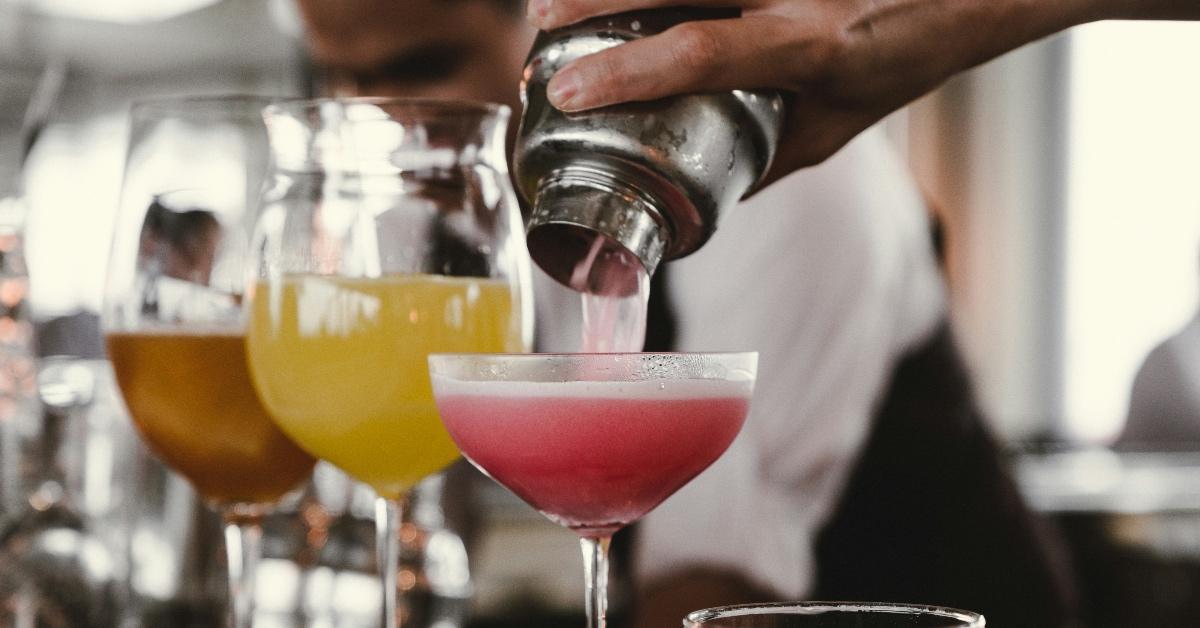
1, 0, 1199, 626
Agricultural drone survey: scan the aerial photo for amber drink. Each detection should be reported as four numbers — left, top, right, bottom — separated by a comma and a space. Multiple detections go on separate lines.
107, 330, 315, 506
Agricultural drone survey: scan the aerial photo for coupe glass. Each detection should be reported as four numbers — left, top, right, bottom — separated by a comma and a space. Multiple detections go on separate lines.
102, 95, 318, 628
683, 602, 985, 628
428, 351, 757, 628
245, 97, 531, 628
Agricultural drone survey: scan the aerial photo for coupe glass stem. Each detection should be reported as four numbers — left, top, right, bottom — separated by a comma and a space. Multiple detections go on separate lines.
376, 495, 407, 628
223, 511, 264, 628
581, 535, 612, 628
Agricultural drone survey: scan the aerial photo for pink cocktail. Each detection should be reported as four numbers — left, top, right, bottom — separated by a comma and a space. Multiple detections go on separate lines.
428, 352, 757, 628
437, 378, 749, 535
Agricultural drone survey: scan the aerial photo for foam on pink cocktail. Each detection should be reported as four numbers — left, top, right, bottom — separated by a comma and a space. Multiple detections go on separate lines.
433, 377, 751, 537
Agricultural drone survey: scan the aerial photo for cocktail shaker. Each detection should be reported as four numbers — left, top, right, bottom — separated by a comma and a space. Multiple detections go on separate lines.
515, 8, 784, 294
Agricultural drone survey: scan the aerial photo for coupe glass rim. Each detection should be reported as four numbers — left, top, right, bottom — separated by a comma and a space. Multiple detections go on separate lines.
264, 96, 510, 119
428, 351, 759, 381
683, 602, 984, 627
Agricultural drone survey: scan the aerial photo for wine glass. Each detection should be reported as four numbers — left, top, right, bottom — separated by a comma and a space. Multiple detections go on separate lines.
427, 351, 757, 628
683, 602, 985, 627
102, 95, 318, 628
244, 97, 531, 628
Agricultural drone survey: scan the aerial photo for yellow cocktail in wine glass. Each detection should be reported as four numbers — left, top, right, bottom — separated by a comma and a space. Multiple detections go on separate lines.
248, 274, 523, 499
244, 97, 531, 628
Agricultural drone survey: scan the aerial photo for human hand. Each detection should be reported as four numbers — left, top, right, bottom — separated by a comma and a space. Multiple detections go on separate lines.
524, 0, 1103, 186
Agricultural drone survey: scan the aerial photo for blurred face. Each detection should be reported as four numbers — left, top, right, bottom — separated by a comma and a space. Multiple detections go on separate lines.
296, 0, 535, 114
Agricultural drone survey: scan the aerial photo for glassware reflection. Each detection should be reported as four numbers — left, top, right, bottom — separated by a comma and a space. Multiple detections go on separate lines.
684, 602, 985, 628
124, 439, 473, 627
0, 358, 476, 628
0, 358, 126, 628
0, 193, 36, 520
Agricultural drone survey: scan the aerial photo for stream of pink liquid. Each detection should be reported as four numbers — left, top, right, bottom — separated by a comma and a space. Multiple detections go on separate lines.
570, 233, 649, 353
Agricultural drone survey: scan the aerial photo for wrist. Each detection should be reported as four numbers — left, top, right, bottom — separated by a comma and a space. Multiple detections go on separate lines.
1102, 0, 1200, 20
1025, 0, 1200, 24
999, 0, 1102, 45
945, 0, 1078, 73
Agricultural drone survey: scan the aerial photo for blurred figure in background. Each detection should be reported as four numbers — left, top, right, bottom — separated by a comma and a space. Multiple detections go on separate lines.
1119, 252, 1200, 449
293, 1, 1075, 627
138, 197, 222, 285
295, 0, 532, 112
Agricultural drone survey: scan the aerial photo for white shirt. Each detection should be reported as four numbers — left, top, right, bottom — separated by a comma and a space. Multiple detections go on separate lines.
633, 127, 947, 598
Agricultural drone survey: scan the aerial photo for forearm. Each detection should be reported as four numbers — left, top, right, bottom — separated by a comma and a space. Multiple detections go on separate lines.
963, 0, 1103, 69
914, 0, 1196, 88
1093, 0, 1200, 20
833, 0, 1090, 109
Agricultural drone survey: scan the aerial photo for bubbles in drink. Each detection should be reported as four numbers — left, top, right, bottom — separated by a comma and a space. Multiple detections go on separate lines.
569, 233, 649, 353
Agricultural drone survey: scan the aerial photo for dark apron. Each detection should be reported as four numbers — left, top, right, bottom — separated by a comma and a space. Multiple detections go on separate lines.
813, 321, 1079, 627
630, 268, 1078, 626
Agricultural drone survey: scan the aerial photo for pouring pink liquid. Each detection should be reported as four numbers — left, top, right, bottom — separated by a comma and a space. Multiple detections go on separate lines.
570, 233, 649, 353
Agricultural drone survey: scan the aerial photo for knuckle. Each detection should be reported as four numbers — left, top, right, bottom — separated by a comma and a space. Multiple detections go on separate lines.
544, 1, 616, 27
823, 31, 854, 75
671, 22, 724, 72
554, 1, 586, 21
784, 30, 843, 83
584, 50, 627, 96
594, 52, 623, 83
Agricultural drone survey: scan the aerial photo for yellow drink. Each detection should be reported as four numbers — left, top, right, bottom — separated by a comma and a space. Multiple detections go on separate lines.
107, 331, 317, 506
247, 274, 524, 499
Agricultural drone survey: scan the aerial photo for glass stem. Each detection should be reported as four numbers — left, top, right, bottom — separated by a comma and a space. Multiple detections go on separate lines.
376, 496, 406, 628
581, 535, 612, 628
223, 512, 264, 628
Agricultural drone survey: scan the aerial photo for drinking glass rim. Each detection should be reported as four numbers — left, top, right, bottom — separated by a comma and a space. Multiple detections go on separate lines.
429, 351, 758, 360
683, 601, 984, 627
264, 96, 510, 119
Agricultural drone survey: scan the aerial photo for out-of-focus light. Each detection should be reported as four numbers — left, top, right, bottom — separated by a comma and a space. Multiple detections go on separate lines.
1064, 21, 1200, 443
29, 0, 221, 24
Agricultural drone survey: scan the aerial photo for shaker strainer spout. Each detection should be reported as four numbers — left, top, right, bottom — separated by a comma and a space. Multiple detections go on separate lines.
525, 163, 670, 297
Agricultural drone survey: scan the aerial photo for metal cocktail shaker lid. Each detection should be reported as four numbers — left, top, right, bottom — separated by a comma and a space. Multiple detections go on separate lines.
515, 8, 784, 295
